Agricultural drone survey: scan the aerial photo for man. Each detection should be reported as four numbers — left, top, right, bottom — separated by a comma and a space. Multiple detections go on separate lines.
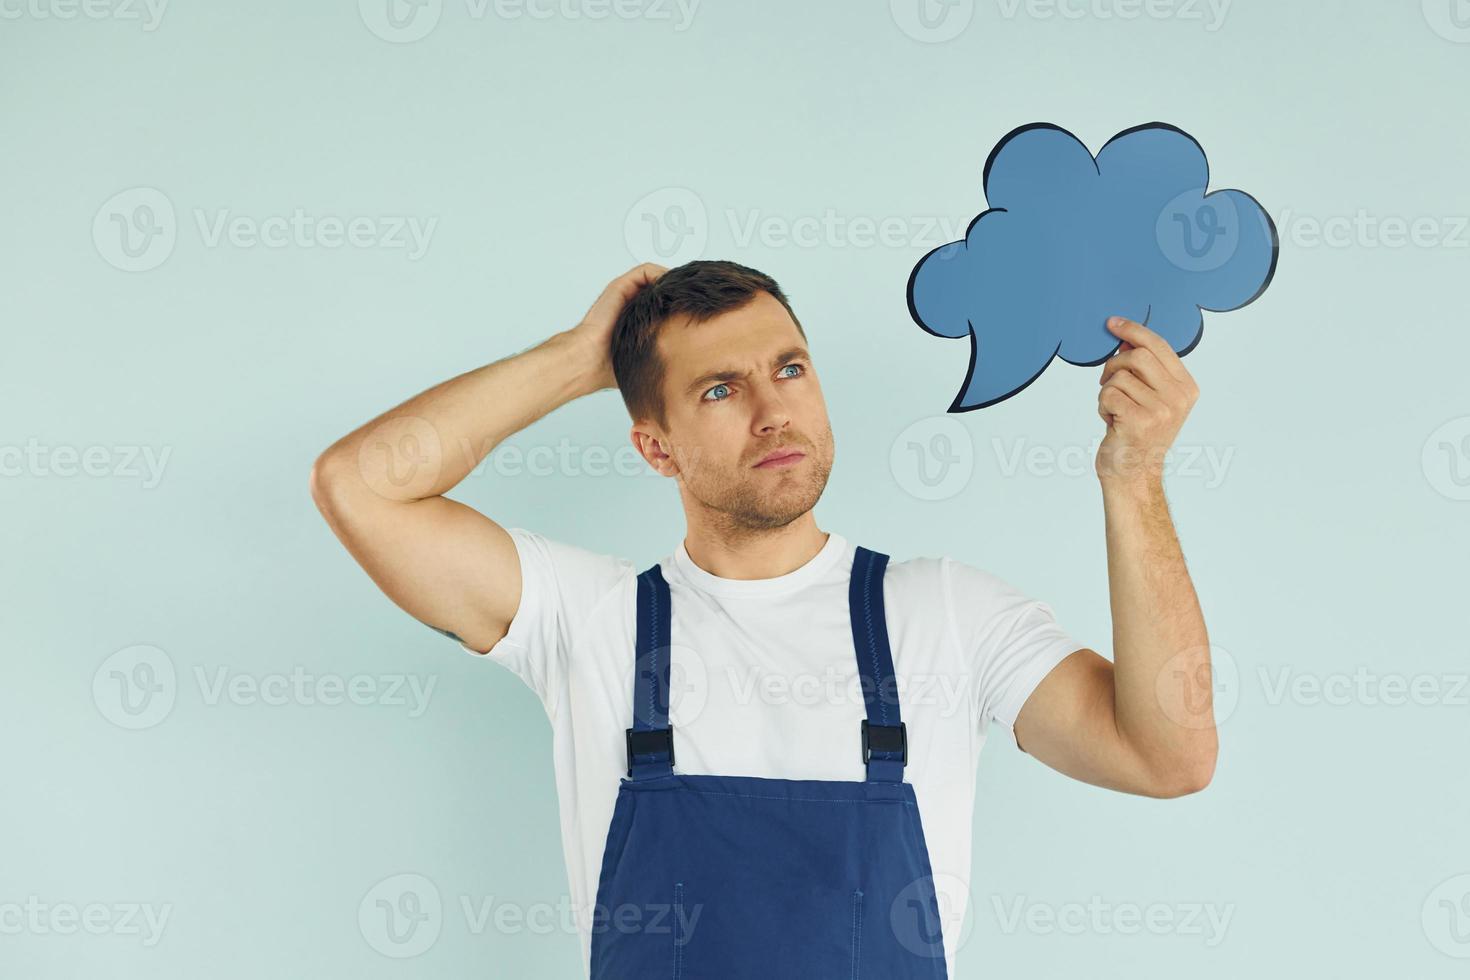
310, 260, 1217, 977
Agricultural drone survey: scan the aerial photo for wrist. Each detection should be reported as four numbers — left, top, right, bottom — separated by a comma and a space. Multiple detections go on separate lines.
1095, 442, 1168, 491
550, 329, 612, 397
1098, 468, 1165, 502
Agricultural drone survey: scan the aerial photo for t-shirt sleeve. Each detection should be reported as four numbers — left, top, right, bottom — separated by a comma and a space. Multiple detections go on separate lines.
942, 556, 1082, 749
452, 527, 632, 717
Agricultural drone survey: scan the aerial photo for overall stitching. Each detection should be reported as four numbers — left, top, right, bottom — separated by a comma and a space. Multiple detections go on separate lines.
850, 889, 864, 980
647, 575, 659, 730
861, 553, 887, 725
651, 787, 916, 806
673, 881, 685, 979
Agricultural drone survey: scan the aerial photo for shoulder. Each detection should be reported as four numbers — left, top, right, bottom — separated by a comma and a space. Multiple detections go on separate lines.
506, 526, 638, 573
502, 526, 639, 620
877, 551, 1016, 605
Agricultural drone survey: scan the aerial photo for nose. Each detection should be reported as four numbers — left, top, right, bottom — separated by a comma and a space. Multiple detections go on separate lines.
750, 385, 792, 436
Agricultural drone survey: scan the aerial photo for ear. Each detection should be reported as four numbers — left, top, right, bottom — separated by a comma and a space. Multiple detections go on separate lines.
632, 427, 677, 477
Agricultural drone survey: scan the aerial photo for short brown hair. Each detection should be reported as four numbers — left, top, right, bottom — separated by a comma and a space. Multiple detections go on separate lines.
611, 259, 805, 427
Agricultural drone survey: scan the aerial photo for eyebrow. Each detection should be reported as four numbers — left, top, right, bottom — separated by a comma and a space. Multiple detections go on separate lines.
683, 346, 811, 397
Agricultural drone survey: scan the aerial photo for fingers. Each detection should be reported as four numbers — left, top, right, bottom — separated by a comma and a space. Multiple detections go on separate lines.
1102, 317, 1201, 410
577, 267, 657, 335
1099, 347, 1170, 392
584, 264, 669, 327
1105, 316, 1191, 385
611, 262, 666, 298
1099, 368, 1162, 415
1097, 383, 1137, 426
622, 262, 668, 289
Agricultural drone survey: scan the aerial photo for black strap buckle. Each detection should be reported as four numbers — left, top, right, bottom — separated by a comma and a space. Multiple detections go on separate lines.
861, 720, 907, 766
625, 726, 674, 776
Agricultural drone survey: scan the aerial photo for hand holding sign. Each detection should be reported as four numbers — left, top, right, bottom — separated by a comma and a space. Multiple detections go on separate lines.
1095, 315, 1201, 486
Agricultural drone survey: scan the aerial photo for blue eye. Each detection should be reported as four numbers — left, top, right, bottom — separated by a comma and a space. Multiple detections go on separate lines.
702, 365, 803, 402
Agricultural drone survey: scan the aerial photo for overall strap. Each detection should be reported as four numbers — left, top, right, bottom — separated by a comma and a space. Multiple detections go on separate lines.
626, 564, 675, 780
850, 546, 907, 783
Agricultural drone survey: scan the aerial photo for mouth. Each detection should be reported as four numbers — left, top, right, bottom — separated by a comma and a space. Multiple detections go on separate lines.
754, 449, 806, 469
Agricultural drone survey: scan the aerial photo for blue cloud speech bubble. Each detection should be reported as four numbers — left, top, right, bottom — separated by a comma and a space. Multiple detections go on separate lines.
907, 122, 1278, 411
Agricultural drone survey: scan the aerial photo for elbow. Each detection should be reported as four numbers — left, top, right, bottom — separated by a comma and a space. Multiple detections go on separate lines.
309, 449, 356, 518
1144, 740, 1218, 799
1154, 762, 1214, 799
308, 453, 335, 511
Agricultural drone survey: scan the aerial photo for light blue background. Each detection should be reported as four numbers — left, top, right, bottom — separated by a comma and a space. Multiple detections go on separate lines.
3, 1, 1468, 976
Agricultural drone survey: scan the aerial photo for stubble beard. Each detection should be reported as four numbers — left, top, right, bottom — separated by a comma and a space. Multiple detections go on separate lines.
680, 427, 835, 532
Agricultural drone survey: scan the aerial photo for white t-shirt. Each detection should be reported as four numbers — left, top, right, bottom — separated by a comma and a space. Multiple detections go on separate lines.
457, 527, 1081, 978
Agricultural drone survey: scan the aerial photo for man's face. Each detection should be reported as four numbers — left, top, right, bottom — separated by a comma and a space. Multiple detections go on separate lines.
642, 291, 835, 530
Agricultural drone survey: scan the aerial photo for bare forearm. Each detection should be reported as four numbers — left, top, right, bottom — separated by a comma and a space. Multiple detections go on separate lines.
318, 329, 604, 501
1101, 474, 1216, 785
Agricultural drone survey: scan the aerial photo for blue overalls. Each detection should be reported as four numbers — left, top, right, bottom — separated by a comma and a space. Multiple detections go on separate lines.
589, 546, 950, 979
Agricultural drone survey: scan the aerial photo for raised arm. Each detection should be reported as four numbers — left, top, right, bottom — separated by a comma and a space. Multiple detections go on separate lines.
308, 263, 665, 653
1012, 316, 1218, 798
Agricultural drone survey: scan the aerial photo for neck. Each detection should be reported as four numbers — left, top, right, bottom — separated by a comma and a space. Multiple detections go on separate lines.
681, 513, 829, 581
